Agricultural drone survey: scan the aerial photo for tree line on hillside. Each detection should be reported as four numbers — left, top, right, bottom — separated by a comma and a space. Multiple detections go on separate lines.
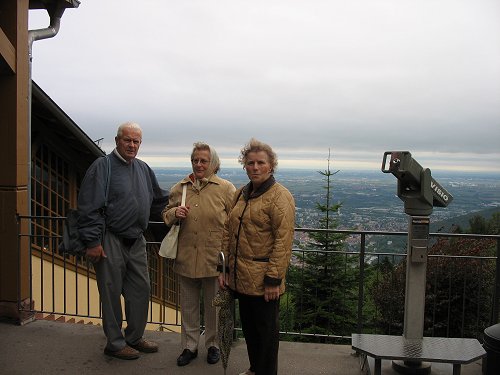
371, 213, 498, 339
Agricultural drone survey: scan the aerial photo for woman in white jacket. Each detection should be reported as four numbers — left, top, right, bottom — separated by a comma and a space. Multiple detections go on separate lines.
163, 142, 236, 367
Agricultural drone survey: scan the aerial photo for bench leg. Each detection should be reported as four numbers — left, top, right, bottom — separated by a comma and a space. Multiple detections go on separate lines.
453, 364, 461, 375
374, 358, 381, 375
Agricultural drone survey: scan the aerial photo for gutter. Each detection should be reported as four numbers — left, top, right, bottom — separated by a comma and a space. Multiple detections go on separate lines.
26, 2, 69, 218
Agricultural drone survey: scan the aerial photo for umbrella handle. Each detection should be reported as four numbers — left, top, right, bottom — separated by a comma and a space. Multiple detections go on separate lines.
218, 251, 226, 281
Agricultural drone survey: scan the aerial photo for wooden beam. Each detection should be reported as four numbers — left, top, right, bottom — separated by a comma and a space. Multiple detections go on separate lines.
0, 26, 16, 73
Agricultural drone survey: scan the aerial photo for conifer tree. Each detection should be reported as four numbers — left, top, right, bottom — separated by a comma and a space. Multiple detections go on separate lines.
287, 150, 358, 342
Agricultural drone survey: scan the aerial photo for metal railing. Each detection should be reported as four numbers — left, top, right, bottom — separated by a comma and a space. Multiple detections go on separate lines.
17, 216, 500, 341
286, 228, 500, 342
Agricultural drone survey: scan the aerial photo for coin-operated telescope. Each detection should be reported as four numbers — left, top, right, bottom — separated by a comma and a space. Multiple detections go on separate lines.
382, 151, 453, 216
381, 151, 454, 374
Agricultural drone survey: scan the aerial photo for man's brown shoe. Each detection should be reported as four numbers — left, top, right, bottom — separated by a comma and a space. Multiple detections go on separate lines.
104, 345, 140, 360
127, 338, 159, 353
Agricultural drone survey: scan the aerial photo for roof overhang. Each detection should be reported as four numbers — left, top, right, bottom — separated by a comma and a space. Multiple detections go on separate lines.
31, 81, 105, 165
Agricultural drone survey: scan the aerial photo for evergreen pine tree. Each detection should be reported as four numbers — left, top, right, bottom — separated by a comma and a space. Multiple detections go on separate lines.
287, 150, 358, 342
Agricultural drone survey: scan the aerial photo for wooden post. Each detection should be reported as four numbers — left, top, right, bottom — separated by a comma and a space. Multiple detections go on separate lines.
0, 0, 32, 323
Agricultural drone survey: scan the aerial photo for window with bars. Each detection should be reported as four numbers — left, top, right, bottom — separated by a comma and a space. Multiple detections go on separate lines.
31, 144, 71, 256
147, 246, 178, 305
162, 258, 179, 305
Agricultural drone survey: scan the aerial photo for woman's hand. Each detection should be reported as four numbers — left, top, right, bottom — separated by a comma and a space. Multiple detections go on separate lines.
264, 285, 280, 302
175, 205, 190, 219
218, 273, 228, 289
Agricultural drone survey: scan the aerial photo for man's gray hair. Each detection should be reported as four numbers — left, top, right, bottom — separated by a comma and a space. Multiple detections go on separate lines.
117, 122, 143, 138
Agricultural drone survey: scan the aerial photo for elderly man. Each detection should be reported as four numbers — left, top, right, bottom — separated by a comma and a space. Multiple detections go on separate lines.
77, 121, 168, 360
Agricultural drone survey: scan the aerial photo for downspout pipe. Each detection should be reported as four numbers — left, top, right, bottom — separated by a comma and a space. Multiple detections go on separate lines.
28, 4, 65, 45
27, 4, 66, 218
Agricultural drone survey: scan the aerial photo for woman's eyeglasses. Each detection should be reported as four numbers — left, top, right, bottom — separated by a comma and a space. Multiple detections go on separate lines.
192, 159, 210, 165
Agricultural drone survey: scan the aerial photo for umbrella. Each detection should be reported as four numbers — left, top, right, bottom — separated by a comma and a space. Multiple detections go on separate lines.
212, 252, 234, 375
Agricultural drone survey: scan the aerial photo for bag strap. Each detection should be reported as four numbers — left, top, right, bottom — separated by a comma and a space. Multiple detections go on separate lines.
181, 183, 187, 206
173, 184, 188, 227
233, 188, 243, 207
104, 155, 111, 208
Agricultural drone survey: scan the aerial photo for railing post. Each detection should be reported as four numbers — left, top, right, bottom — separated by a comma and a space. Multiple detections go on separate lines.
357, 233, 366, 334
491, 238, 500, 325
16, 214, 21, 315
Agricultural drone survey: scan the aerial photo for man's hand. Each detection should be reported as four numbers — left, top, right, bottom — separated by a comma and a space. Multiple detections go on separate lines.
85, 245, 107, 263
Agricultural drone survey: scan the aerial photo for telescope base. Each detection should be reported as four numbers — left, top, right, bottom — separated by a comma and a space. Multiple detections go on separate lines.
392, 360, 431, 375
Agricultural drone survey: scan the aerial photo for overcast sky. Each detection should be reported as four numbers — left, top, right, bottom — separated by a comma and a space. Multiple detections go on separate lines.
29, 0, 500, 173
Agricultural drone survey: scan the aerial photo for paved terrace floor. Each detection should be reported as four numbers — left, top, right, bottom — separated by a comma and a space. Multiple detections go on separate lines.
0, 319, 484, 375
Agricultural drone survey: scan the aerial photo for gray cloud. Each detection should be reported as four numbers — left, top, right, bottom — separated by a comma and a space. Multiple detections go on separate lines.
30, 0, 500, 171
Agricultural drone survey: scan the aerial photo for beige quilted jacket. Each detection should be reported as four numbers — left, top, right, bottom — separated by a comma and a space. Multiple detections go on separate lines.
163, 174, 236, 278
223, 177, 295, 296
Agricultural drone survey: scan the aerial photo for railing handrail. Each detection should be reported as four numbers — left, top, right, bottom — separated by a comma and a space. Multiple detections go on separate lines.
16, 215, 500, 341
17, 215, 500, 240
296, 226, 500, 239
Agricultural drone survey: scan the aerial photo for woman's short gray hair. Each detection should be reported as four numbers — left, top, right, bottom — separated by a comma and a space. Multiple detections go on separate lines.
238, 138, 278, 172
191, 142, 221, 174
117, 121, 143, 138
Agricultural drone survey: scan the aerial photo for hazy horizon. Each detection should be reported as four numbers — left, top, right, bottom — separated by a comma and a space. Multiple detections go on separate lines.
150, 164, 500, 177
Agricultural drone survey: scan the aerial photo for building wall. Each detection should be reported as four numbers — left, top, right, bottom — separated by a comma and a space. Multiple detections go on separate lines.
32, 255, 181, 332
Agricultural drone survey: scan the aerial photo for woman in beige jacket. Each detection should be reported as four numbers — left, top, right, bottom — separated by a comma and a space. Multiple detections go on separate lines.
219, 138, 296, 375
163, 142, 235, 367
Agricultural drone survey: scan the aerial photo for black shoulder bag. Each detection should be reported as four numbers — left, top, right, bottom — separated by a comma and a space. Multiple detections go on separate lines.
58, 156, 111, 256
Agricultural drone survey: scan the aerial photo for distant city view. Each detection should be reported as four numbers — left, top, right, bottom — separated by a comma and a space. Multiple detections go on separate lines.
154, 168, 500, 237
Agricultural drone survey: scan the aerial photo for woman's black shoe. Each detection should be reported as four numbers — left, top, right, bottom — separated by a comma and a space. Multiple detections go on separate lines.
207, 346, 220, 364
177, 348, 198, 366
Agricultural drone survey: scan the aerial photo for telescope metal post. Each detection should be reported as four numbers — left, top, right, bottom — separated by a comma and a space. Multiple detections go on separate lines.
403, 215, 429, 340
381, 151, 454, 375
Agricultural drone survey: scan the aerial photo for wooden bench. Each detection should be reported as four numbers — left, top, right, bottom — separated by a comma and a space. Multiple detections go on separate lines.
351, 333, 486, 375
